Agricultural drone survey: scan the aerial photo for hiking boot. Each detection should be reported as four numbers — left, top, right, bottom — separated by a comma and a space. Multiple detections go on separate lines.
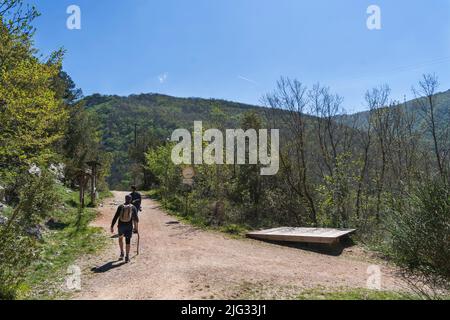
119, 252, 124, 261
125, 256, 130, 263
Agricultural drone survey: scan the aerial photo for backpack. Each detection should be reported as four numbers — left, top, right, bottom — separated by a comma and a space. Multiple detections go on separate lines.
119, 204, 133, 222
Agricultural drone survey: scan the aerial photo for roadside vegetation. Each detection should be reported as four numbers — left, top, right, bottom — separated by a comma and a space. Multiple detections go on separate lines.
0, 0, 110, 299
143, 81, 449, 298
296, 288, 415, 301
0, 171, 109, 299
19, 189, 108, 300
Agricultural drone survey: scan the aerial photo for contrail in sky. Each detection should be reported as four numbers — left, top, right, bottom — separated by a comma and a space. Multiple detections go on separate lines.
238, 75, 258, 85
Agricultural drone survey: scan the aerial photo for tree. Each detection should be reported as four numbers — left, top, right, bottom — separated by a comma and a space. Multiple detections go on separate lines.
262, 77, 318, 226
413, 74, 448, 180
0, 2, 68, 184
145, 143, 179, 201
235, 111, 263, 224
309, 84, 358, 227
0, 0, 38, 36
0, 1, 68, 299
366, 85, 392, 222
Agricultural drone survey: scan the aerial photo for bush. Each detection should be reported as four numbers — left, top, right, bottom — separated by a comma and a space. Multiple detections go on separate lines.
220, 224, 247, 235
0, 224, 37, 299
15, 170, 62, 227
0, 169, 62, 299
387, 179, 450, 298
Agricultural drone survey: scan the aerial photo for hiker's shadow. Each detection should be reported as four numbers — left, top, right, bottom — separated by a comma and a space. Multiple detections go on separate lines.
91, 261, 126, 273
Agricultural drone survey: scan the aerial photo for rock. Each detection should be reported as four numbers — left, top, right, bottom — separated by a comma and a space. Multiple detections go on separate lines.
0, 214, 8, 225
28, 164, 42, 176
0, 185, 5, 202
0, 202, 7, 212
26, 225, 43, 240
49, 163, 65, 182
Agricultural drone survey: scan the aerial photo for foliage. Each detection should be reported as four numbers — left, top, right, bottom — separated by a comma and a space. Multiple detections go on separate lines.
316, 153, 359, 228
139, 77, 449, 297
22, 190, 107, 300
13, 170, 61, 226
0, 169, 61, 299
0, 223, 37, 299
0, 19, 67, 176
84, 93, 264, 189
0, 0, 109, 300
145, 143, 180, 200
1, 0, 449, 299
386, 179, 450, 298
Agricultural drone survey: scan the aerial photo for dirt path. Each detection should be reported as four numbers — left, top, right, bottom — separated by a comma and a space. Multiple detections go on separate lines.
74, 191, 404, 300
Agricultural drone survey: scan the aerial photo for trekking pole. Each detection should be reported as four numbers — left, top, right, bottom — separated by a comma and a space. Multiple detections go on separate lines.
136, 232, 140, 255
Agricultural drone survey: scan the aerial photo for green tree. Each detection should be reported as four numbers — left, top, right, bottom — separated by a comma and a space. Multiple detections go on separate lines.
145, 143, 180, 201
0, 12, 67, 178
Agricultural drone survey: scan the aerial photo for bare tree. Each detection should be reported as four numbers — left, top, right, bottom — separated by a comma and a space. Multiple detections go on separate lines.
413, 74, 447, 179
354, 111, 372, 223
366, 85, 392, 221
389, 97, 422, 189
262, 77, 318, 225
309, 84, 357, 227
309, 84, 345, 177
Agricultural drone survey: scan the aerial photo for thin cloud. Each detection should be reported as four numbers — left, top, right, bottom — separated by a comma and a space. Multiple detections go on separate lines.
158, 72, 168, 84
238, 75, 258, 85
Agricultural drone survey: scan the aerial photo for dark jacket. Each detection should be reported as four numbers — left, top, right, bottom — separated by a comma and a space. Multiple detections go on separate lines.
130, 191, 142, 210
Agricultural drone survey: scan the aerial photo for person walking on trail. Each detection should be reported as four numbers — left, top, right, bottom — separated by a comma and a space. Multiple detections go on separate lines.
130, 185, 142, 212
111, 195, 139, 263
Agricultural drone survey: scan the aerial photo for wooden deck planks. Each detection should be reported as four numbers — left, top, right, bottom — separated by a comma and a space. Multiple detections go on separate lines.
246, 227, 356, 244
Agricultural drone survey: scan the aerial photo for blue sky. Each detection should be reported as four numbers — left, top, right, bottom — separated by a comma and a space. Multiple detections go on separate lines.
29, 0, 450, 112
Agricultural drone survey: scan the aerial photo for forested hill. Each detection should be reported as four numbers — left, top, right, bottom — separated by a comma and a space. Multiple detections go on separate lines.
84, 93, 263, 130
84, 93, 267, 189
339, 89, 450, 131
84, 89, 450, 190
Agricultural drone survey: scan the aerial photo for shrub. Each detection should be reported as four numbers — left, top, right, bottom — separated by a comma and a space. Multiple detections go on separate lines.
14, 169, 62, 227
0, 169, 62, 299
0, 224, 37, 299
387, 179, 450, 298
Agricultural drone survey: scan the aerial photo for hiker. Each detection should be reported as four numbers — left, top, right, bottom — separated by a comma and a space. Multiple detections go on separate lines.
130, 185, 142, 212
111, 195, 139, 263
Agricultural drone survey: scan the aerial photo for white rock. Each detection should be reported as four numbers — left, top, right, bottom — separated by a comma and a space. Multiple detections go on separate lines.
28, 164, 42, 176
0, 213, 8, 224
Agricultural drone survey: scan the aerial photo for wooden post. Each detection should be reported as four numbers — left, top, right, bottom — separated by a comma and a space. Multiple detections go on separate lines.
79, 182, 84, 208
77, 171, 89, 208
86, 160, 101, 206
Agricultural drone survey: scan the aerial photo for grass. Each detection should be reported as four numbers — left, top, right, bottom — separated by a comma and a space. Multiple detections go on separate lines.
236, 282, 418, 300
17, 188, 110, 300
296, 287, 417, 300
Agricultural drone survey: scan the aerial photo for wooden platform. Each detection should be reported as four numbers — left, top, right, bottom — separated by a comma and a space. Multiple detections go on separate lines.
246, 227, 356, 245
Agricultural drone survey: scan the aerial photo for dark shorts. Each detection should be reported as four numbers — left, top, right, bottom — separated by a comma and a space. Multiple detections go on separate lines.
118, 225, 133, 244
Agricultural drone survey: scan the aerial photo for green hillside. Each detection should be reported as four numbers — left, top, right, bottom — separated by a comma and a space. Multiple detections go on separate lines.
340, 89, 450, 133
84, 93, 268, 189
85, 89, 450, 190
